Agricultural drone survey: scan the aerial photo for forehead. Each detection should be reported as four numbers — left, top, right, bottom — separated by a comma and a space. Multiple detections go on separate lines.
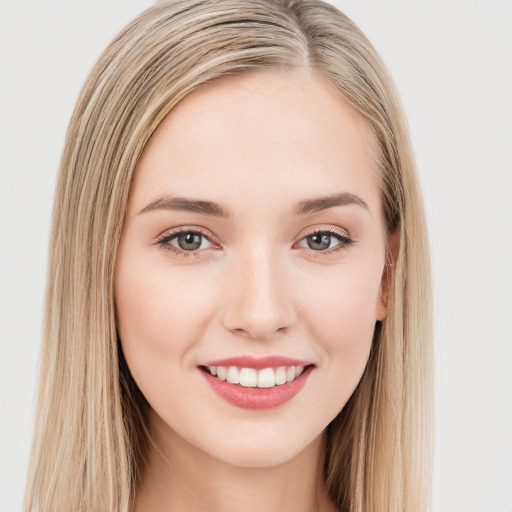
130, 69, 381, 217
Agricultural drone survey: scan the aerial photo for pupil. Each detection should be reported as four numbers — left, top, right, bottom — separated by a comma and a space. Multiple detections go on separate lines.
309, 233, 330, 251
179, 232, 201, 250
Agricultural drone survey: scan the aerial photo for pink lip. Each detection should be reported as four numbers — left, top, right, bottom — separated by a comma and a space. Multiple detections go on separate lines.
199, 364, 314, 409
199, 355, 314, 370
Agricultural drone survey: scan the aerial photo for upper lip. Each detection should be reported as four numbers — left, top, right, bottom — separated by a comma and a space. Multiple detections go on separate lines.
199, 355, 315, 370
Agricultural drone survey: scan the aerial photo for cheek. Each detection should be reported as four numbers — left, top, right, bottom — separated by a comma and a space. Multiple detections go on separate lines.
304, 263, 381, 341
299, 264, 382, 397
114, 255, 210, 395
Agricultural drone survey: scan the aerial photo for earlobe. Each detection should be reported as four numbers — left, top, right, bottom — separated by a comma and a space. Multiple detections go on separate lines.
375, 227, 399, 321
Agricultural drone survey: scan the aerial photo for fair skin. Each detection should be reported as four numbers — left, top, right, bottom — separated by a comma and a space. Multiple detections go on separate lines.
115, 68, 390, 512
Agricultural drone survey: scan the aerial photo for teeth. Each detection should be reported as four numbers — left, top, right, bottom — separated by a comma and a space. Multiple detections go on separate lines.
226, 366, 240, 384
257, 368, 275, 388
206, 365, 306, 388
216, 366, 226, 380
239, 367, 257, 387
275, 366, 287, 385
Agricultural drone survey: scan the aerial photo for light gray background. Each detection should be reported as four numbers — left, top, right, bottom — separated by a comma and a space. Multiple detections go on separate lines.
1, 1, 511, 511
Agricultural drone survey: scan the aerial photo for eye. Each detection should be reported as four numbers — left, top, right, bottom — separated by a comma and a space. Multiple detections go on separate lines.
296, 228, 354, 255
156, 228, 216, 258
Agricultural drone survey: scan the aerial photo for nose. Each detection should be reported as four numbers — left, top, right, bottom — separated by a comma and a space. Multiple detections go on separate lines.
221, 246, 297, 341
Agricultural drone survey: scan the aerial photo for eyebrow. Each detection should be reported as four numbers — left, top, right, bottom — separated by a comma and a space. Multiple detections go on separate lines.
139, 192, 369, 217
293, 192, 368, 215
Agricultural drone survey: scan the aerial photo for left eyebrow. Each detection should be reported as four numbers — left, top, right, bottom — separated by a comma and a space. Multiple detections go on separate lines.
292, 192, 369, 215
138, 191, 369, 217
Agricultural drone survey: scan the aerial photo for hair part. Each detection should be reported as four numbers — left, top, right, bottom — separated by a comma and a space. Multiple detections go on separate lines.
25, 1, 433, 511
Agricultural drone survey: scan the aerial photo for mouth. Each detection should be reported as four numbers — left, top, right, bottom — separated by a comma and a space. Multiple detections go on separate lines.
198, 363, 315, 409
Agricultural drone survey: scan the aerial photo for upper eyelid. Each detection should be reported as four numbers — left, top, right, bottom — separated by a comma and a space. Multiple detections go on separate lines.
301, 226, 351, 239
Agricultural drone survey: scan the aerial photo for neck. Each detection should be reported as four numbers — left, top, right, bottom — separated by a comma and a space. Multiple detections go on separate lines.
133, 410, 337, 512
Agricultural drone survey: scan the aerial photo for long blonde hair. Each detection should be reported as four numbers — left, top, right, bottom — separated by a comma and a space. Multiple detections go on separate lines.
24, 1, 433, 510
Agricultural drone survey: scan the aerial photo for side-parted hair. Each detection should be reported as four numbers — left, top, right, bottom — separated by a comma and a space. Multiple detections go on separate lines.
24, 1, 433, 511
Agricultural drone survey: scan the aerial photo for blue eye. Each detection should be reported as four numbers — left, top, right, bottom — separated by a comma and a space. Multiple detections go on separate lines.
297, 229, 354, 254
156, 227, 354, 258
157, 229, 214, 258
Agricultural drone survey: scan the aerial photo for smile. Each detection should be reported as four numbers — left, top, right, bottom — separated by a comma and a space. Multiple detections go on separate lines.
198, 364, 315, 409
201, 364, 307, 387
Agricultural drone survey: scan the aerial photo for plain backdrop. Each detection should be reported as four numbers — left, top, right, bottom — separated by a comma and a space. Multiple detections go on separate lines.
1, 1, 511, 511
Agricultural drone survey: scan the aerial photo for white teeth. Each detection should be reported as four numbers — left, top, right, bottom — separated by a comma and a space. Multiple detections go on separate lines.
239, 368, 258, 387
206, 365, 306, 388
226, 366, 240, 384
257, 368, 275, 388
275, 366, 287, 385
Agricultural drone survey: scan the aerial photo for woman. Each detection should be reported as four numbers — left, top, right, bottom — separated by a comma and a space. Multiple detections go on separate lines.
24, 0, 433, 511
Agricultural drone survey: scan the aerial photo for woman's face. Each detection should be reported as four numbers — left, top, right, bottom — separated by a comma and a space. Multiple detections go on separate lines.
115, 69, 389, 467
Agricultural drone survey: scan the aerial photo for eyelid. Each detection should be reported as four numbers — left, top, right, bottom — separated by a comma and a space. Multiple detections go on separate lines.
299, 225, 351, 240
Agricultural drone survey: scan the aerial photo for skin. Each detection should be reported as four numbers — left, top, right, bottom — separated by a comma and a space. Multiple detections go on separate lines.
115, 67, 390, 512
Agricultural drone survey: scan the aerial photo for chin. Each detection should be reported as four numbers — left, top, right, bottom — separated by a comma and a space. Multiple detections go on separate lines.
214, 448, 297, 469
204, 430, 323, 469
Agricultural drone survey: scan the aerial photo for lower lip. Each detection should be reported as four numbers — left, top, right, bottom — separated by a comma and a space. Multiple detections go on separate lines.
199, 366, 314, 409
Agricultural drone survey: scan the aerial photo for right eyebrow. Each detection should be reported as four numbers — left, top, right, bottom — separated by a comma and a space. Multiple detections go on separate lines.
139, 196, 232, 217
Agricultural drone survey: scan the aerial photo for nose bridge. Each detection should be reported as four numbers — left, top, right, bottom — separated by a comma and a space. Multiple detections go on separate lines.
222, 243, 296, 340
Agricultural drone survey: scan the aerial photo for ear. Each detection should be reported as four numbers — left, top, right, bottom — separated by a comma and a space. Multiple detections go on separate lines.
375, 227, 399, 321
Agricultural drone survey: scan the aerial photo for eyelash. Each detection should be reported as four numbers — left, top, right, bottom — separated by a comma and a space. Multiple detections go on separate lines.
155, 227, 355, 259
